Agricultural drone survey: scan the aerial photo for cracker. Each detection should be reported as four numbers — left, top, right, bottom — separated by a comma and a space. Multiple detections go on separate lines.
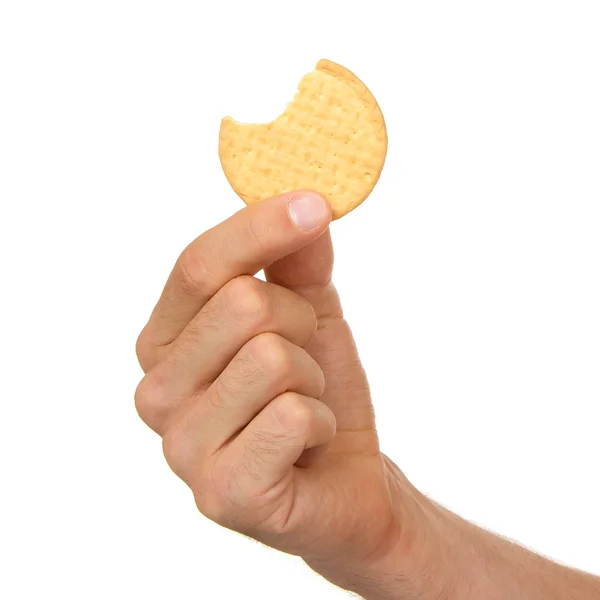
218, 59, 387, 220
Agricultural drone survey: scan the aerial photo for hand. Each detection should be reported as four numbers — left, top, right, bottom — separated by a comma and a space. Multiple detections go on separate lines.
134, 191, 447, 598
135, 190, 600, 600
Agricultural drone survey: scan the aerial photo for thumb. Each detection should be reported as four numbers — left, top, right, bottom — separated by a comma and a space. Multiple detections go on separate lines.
265, 228, 377, 434
265, 227, 341, 320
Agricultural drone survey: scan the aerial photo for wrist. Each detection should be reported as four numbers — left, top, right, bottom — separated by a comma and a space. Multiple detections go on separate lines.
305, 457, 600, 600
351, 489, 460, 600
305, 460, 462, 600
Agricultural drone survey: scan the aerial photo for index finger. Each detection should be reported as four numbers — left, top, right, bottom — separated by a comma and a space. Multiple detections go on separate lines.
138, 190, 331, 355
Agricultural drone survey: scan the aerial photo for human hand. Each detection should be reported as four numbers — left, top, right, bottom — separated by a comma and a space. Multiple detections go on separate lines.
135, 190, 600, 600
134, 191, 449, 598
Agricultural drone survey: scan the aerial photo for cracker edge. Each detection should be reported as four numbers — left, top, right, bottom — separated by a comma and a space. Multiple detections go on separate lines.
219, 59, 388, 218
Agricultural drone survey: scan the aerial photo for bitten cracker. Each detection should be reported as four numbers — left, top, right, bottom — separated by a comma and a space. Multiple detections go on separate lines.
218, 59, 387, 220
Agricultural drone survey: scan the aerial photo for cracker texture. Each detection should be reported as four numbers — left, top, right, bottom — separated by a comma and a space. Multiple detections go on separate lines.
219, 59, 387, 219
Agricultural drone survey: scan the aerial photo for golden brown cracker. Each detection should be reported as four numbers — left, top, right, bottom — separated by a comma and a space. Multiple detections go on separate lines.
219, 59, 387, 220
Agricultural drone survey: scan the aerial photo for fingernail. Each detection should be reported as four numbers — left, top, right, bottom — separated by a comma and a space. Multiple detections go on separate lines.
288, 193, 328, 231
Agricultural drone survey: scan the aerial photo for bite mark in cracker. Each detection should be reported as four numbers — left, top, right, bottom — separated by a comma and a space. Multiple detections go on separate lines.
219, 59, 387, 220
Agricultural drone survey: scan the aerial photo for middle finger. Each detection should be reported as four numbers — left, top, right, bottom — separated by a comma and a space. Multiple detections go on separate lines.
136, 275, 316, 433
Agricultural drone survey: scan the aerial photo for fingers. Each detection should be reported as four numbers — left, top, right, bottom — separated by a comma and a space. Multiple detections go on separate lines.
135, 278, 317, 434
304, 317, 377, 434
266, 230, 376, 433
162, 392, 336, 528
138, 190, 331, 366
219, 393, 336, 496
171, 334, 326, 454
162, 277, 317, 393
265, 228, 342, 320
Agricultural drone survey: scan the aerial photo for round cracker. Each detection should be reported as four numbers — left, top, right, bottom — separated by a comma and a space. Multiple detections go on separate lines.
218, 59, 387, 220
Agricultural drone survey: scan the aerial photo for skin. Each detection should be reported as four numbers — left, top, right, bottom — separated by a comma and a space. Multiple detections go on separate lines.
135, 190, 600, 599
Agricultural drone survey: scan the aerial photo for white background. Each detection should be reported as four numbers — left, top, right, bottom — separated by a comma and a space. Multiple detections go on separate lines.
1, 1, 599, 598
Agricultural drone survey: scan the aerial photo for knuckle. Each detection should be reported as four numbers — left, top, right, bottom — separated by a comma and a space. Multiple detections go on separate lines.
135, 327, 156, 372
161, 425, 194, 480
223, 276, 271, 327
135, 337, 149, 371
175, 245, 214, 297
271, 393, 312, 436
248, 333, 293, 380
161, 428, 179, 467
134, 371, 166, 430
